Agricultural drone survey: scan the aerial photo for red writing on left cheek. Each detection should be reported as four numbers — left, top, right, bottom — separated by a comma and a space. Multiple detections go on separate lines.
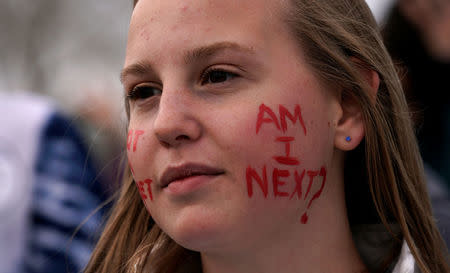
127, 129, 145, 152
137, 179, 153, 201
127, 129, 150, 202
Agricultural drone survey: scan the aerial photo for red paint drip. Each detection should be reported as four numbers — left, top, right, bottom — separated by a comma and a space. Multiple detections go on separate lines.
301, 212, 308, 224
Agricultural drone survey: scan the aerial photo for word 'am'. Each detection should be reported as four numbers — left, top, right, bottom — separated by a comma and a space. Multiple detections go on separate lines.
256, 104, 307, 135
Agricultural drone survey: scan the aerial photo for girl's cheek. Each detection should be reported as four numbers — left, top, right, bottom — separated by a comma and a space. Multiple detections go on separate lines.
126, 128, 154, 203
126, 128, 146, 154
241, 103, 330, 224
126, 128, 145, 175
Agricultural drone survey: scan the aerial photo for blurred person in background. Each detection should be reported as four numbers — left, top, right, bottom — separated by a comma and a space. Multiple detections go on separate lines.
383, 0, 450, 247
383, 0, 450, 186
0, 0, 129, 201
0, 1, 129, 272
72, 84, 127, 198
0, 91, 107, 273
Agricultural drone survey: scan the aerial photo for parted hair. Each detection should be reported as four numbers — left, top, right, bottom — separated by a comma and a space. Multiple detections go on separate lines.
84, 0, 449, 272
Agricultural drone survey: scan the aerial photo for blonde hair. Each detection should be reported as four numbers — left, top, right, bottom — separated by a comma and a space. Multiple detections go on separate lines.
85, 0, 449, 272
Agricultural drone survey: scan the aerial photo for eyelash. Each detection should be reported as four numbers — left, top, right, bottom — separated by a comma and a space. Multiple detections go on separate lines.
200, 68, 239, 85
127, 68, 239, 100
127, 84, 162, 101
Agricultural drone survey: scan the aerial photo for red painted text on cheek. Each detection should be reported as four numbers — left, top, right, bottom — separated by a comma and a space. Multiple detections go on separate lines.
256, 103, 307, 135
127, 129, 154, 202
137, 179, 153, 201
247, 103, 327, 224
273, 136, 300, 165
127, 129, 145, 152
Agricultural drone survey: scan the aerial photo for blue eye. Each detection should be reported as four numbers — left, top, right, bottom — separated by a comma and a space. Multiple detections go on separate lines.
201, 69, 238, 85
127, 84, 162, 100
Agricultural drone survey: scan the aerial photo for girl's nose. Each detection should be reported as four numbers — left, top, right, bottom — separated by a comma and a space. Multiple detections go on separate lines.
152, 89, 202, 148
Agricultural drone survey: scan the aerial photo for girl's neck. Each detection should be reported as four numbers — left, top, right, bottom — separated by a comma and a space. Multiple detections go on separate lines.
200, 173, 367, 273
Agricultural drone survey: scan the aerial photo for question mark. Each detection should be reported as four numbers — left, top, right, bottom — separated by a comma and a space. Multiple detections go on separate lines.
301, 166, 326, 224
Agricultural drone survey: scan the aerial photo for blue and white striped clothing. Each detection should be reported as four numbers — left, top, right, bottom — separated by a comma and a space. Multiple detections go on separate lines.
0, 93, 106, 273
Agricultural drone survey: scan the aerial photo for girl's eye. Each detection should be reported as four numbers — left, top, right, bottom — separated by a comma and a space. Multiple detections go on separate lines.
201, 69, 238, 85
127, 84, 162, 100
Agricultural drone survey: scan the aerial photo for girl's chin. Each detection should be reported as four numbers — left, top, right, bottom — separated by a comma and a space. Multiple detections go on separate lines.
162, 213, 234, 252
170, 226, 228, 252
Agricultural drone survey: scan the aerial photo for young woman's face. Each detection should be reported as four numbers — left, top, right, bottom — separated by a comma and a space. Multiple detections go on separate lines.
122, 0, 342, 253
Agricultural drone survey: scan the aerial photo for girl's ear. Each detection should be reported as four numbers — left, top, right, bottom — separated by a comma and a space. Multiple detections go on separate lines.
334, 67, 379, 151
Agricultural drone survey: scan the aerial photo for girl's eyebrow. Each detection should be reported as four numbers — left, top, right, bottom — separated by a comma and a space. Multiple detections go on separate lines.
120, 41, 255, 84
120, 61, 155, 84
183, 41, 256, 64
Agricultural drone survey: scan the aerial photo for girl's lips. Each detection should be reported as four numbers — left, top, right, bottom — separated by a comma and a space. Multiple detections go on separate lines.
163, 174, 223, 195
159, 163, 225, 188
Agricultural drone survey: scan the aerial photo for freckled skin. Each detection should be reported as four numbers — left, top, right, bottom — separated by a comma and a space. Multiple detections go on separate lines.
125, 0, 343, 259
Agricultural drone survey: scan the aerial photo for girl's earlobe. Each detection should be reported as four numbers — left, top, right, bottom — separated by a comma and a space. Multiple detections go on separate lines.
334, 96, 365, 151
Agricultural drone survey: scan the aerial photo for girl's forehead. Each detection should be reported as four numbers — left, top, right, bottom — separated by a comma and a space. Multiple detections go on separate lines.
125, 0, 295, 66
130, 0, 284, 29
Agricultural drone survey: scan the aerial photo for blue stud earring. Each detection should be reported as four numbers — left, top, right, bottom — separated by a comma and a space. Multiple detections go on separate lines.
345, 136, 352, 142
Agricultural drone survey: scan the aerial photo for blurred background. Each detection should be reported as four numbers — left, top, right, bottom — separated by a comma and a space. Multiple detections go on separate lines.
0, 0, 394, 120
0, 0, 448, 272
0, 0, 131, 184
0, 0, 130, 108
0, 1, 131, 273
